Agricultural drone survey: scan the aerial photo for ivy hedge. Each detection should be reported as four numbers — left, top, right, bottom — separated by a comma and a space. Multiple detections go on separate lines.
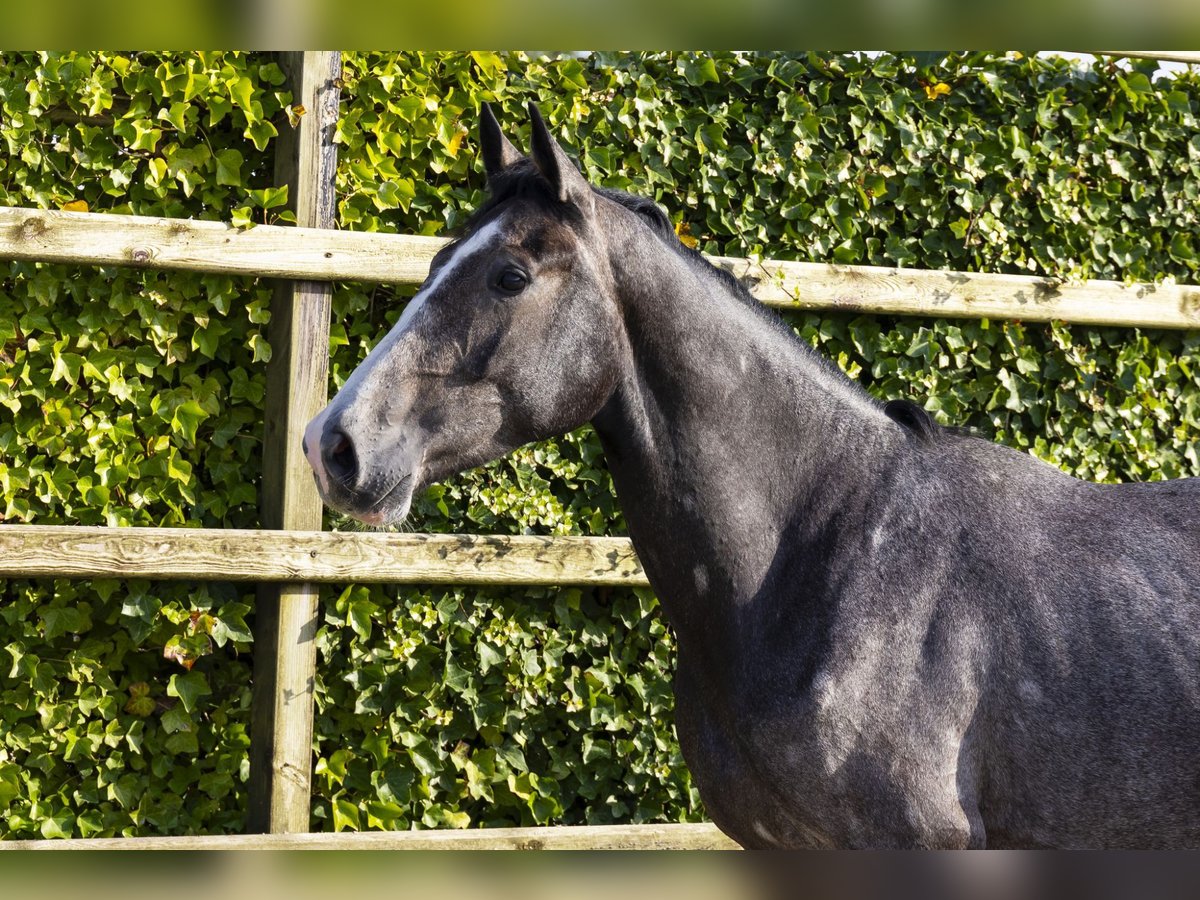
1, 51, 1198, 839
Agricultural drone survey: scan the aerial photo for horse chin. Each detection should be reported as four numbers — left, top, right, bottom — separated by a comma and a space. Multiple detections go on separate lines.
367, 474, 417, 527
334, 474, 415, 529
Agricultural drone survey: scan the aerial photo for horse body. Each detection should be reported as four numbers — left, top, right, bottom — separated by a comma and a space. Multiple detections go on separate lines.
304, 104, 1200, 848
590, 222, 1200, 848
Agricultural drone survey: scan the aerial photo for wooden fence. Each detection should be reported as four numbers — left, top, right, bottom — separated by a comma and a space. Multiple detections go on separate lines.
5, 206, 1200, 330
0, 50, 1196, 849
1, 822, 740, 850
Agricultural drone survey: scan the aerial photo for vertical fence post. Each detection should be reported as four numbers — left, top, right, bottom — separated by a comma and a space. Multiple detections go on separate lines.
246, 50, 341, 834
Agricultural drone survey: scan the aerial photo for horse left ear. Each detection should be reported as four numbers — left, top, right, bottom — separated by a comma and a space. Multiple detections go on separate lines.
480, 102, 523, 183
528, 102, 593, 211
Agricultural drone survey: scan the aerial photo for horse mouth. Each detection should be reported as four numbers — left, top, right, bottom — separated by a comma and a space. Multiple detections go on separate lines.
320, 472, 415, 527
358, 474, 414, 527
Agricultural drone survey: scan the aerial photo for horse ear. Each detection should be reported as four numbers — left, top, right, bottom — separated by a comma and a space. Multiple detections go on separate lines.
527, 102, 593, 210
480, 102, 523, 181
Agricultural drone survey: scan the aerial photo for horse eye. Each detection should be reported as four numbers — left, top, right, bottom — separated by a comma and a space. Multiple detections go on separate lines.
496, 268, 529, 295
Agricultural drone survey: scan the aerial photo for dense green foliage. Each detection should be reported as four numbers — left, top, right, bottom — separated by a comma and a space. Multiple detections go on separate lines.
1, 51, 1198, 838
0, 52, 288, 838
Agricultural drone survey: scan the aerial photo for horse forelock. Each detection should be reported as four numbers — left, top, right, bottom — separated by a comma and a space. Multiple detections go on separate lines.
467, 159, 587, 232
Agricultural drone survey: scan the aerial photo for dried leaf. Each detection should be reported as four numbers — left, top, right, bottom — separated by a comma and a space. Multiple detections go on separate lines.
674, 220, 699, 249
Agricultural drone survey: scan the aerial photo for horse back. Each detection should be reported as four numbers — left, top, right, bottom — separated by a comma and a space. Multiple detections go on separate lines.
912, 440, 1200, 846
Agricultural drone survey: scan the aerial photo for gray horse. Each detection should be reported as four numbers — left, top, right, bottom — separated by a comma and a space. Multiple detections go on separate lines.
303, 103, 1200, 848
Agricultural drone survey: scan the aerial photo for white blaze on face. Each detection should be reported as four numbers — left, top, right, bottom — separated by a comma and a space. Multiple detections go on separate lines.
303, 216, 507, 494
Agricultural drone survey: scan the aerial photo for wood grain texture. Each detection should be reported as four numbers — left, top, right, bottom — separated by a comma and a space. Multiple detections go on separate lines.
0, 205, 444, 283
248, 51, 341, 837
248, 581, 320, 834
0, 525, 650, 586
259, 52, 340, 536
4, 204, 1199, 328
709, 256, 1200, 329
0, 822, 740, 850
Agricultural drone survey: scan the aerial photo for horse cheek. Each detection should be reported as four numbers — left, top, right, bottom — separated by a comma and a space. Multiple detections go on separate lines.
540, 325, 616, 436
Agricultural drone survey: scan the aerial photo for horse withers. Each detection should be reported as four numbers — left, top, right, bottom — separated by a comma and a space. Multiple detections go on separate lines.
303, 103, 1200, 848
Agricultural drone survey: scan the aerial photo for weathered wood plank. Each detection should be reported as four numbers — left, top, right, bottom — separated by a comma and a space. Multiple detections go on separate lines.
248, 51, 341, 836
0, 822, 739, 850
0, 526, 649, 586
709, 256, 1200, 330
0, 205, 443, 283
1092, 51, 1200, 65
3, 205, 1199, 329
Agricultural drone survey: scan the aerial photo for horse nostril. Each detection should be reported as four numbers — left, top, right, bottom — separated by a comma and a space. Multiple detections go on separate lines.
323, 428, 359, 488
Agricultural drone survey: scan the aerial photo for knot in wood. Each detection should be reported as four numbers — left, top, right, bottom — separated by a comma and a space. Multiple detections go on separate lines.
130, 247, 152, 264
1181, 290, 1200, 319
20, 217, 48, 240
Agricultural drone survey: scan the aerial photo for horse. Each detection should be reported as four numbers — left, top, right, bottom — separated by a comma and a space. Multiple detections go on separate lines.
302, 102, 1200, 848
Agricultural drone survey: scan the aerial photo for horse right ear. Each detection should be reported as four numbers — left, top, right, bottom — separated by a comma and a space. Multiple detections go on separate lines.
527, 101, 593, 211
480, 102, 523, 183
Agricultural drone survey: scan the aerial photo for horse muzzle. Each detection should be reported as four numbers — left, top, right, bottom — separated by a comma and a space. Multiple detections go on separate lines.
302, 405, 420, 526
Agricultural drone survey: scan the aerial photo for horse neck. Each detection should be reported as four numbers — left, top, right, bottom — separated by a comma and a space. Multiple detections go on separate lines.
591, 245, 891, 641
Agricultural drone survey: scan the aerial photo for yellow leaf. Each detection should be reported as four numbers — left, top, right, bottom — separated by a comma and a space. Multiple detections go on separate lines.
446, 127, 467, 157
675, 221, 699, 249
61, 199, 89, 213
286, 103, 307, 127
923, 82, 951, 101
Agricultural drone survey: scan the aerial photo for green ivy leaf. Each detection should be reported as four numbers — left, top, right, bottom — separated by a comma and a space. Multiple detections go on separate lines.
230, 205, 256, 229
215, 149, 244, 186
39, 606, 87, 640
332, 797, 361, 831
170, 400, 209, 445
245, 120, 277, 151
347, 598, 378, 640
39, 812, 74, 840
229, 76, 256, 116
167, 671, 211, 714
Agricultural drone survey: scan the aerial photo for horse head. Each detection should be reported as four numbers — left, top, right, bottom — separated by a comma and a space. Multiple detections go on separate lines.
303, 103, 657, 525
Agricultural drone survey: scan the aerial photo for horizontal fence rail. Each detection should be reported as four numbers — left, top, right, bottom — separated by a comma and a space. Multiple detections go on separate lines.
0, 206, 442, 285
0, 822, 739, 850
0, 525, 648, 587
710, 256, 1200, 330
4, 206, 1200, 329
1093, 50, 1200, 65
